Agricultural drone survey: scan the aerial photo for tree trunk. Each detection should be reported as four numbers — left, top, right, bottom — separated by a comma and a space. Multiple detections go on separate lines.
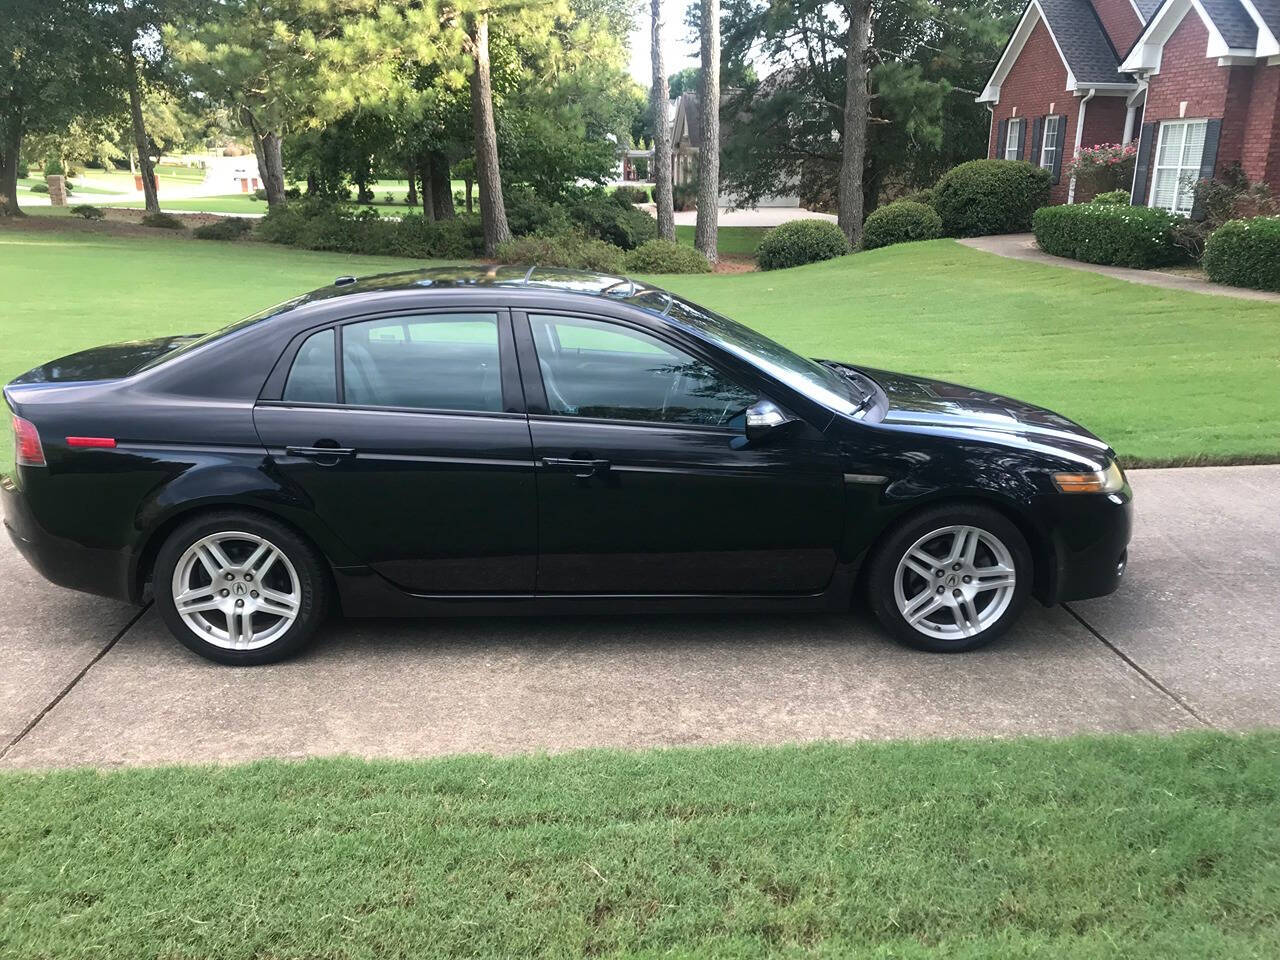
694, 0, 719, 261
650, 0, 675, 241
260, 132, 287, 207
465, 177, 474, 213
838, 0, 871, 247
431, 151, 455, 219
126, 52, 159, 215
419, 154, 435, 220
406, 161, 417, 207
0, 119, 21, 217
468, 11, 511, 255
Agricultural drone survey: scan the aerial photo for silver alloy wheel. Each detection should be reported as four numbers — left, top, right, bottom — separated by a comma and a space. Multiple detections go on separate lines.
170, 531, 301, 651
892, 524, 1017, 641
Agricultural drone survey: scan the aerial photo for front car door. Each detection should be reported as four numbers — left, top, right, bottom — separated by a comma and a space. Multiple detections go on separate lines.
516, 309, 845, 595
254, 309, 537, 594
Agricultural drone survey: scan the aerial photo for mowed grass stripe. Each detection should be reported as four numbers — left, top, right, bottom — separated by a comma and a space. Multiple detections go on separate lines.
1, 732, 1278, 958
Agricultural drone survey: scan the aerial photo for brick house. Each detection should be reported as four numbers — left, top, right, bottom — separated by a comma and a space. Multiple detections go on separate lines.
978, 0, 1280, 213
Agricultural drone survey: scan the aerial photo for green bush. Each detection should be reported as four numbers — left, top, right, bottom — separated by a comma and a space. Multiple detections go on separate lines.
16, 158, 29, 178
612, 185, 651, 205
70, 204, 104, 220
504, 188, 571, 237
141, 212, 185, 230
933, 159, 1051, 237
1032, 204, 1186, 268
567, 190, 658, 250
1090, 190, 1130, 206
256, 200, 483, 260
494, 234, 626, 274
625, 239, 712, 273
29, 182, 49, 194
193, 217, 253, 241
862, 201, 943, 250
756, 219, 851, 270
1203, 216, 1280, 292
899, 187, 934, 207
43, 158, 64, 176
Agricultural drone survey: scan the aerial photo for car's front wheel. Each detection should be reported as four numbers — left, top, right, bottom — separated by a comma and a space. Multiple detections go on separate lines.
154, 511, 329, 665
868, 504, 1032, 652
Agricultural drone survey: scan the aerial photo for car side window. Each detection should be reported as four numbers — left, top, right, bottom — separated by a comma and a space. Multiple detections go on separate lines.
342, 313, 502, 412
529, 314, 756, 427
282, 329, 337, 404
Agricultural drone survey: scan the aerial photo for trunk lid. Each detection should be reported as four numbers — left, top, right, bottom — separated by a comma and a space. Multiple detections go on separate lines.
9, 335, 202, 387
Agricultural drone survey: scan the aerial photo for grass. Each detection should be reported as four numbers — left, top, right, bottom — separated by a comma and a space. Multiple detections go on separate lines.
676, 223, 768, 256
97, 193, 274, 215
2, 228, 1278, 470
1, 731, 1278, 958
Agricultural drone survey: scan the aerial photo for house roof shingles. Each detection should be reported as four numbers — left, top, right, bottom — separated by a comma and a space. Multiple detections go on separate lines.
1134, 0, 1162, 18
1038, 0, 1134, 84
1250, 0, 1280, 38
1199, 0, 1259, 47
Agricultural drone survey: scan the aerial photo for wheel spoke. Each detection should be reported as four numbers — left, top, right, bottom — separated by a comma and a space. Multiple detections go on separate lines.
974, 563, 1016, 591
178, 591, 223, 614
903, 550, 936, 581
245, 543, 279, 578
258, 588, 299, 617
905, 593, 944, 626
195, 541, 232, 578
951, 604, 976, 637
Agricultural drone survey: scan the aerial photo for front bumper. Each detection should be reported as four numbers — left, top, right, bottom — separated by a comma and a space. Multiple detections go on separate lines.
2, 473, 136, 602
1045, 485, 1133, 602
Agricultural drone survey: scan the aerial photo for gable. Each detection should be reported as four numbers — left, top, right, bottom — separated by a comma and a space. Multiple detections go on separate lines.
1120, 0, 1275, 71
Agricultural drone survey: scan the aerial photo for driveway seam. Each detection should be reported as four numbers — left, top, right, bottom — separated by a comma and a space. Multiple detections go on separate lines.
1063, 602, 1215, 729
0, 603, 152, 763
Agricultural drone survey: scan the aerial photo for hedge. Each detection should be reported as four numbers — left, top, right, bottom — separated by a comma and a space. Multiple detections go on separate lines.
625, 239, 711, 273
256, 201, 483, 259
70, 204, 104, 220
1032, 204, 1186, 268
141, 212, 185, 230
1203, 216, 1280, 292
862, 201, 942, 250
494, 234, 627, 274
756, 220, 851, 270
193, 217, 254, 241
933, 159, 1050, 237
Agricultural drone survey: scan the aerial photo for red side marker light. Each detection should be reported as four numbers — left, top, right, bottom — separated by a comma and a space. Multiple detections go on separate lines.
66, 436, 117, 448
12, 415, 46, 466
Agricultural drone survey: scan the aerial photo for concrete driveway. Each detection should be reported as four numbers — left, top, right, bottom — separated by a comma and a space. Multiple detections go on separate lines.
2, 465, 1277, 769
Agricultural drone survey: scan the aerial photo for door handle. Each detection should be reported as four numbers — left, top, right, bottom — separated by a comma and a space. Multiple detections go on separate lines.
540, 457, 611, 479
285, 445, 357, 463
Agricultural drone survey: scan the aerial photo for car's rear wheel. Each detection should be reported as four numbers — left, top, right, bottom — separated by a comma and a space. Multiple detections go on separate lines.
154, 512, 329, 665
867, 504, 1032, 652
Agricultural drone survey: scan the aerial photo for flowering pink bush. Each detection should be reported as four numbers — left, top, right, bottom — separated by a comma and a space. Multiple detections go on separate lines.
1065, 142, 1138, 191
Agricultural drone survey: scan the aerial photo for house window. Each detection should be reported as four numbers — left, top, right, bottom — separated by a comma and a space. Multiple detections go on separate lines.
1039, 115, 1063, 170
1004, 118, 1024, 160
1149, 119, 1207, 216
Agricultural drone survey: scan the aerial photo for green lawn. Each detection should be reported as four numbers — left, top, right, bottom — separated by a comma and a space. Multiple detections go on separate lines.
97, 192, 273, 215
2, 228, 1278, 471
2, 732, 1278, 958
676, 224, 769, 256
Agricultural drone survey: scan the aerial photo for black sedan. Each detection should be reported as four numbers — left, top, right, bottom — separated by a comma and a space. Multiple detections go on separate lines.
3, 267, 1131, 664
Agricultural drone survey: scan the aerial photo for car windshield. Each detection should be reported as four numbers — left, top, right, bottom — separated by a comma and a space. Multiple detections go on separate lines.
132, 297, 307, 374
631, 290, 865, 417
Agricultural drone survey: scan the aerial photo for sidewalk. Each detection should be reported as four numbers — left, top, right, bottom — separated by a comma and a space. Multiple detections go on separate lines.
959, 233, 1280, 302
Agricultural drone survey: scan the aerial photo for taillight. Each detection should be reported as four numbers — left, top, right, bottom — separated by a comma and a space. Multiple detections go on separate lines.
66, 436, 116, 448
12, 414, 46, 467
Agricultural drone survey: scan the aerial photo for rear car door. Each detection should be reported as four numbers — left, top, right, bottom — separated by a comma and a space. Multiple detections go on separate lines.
516, 310, 845, 595
253, 309, 537, 594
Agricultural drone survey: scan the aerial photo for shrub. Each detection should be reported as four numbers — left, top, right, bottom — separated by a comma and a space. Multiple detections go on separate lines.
504, 188, 571, 237
862, 201, 942, 250
494, 234, 626, 274
253, 188, 267, 201
1032, 204, 1186, 268
193, 217, 253, 241
29, 182, 49, 194
1090, 190, 1130, 206
255, 200, 483, 259
1192, 169, 1278, 228
625, 239, 712, 273
43, 158, 64, 176
70, 204, 104, 220
141, 212, 185, 230
756, 219, 851, 270
612, 185, 651, 205
1065, 142, 1137, 193
567, 189, 657, 250
1203, 216, 1280, 292
899, 187, 934, 207
933, 159, 1050, 237
673, 183, 697, 211
17, 158, 29, 178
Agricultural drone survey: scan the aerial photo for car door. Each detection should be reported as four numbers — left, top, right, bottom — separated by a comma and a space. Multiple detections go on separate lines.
516, 309, 845, 595
253, 309, 537, 594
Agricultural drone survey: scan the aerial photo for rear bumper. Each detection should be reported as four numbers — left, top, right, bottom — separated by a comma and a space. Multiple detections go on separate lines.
1047, 486, 1133, 603
2, 474, 136, 602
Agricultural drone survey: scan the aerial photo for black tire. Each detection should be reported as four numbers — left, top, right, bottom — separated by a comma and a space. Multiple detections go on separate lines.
153, 510, 330, 665
867, 503, 1033, 653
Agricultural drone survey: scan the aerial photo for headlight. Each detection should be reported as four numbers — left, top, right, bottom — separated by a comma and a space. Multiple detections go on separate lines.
1052, 461, 1125, 494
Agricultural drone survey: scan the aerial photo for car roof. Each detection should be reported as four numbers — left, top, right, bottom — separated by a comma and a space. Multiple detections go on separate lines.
294, 266, 673, 310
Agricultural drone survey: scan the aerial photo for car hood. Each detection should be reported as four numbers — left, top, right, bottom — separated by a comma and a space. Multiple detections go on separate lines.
862, 366, 1112, 464
10, 335, 203, 386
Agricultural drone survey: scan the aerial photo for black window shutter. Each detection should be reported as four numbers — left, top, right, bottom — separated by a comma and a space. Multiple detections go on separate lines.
1131, 122, 1157, 205
1016, 119, 1027, 160
1052, 115, 1067, 185
1030, 116, 1044, 170
996, 118, 1009, 158
1190, 118, 1223, 221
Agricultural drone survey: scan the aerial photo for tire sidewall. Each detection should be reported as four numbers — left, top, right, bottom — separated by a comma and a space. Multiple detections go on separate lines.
154, 512, 328, 665
868, 503, 1033, 653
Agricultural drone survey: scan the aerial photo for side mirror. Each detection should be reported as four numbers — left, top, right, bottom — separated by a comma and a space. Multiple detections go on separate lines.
743, 398, 799, 446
